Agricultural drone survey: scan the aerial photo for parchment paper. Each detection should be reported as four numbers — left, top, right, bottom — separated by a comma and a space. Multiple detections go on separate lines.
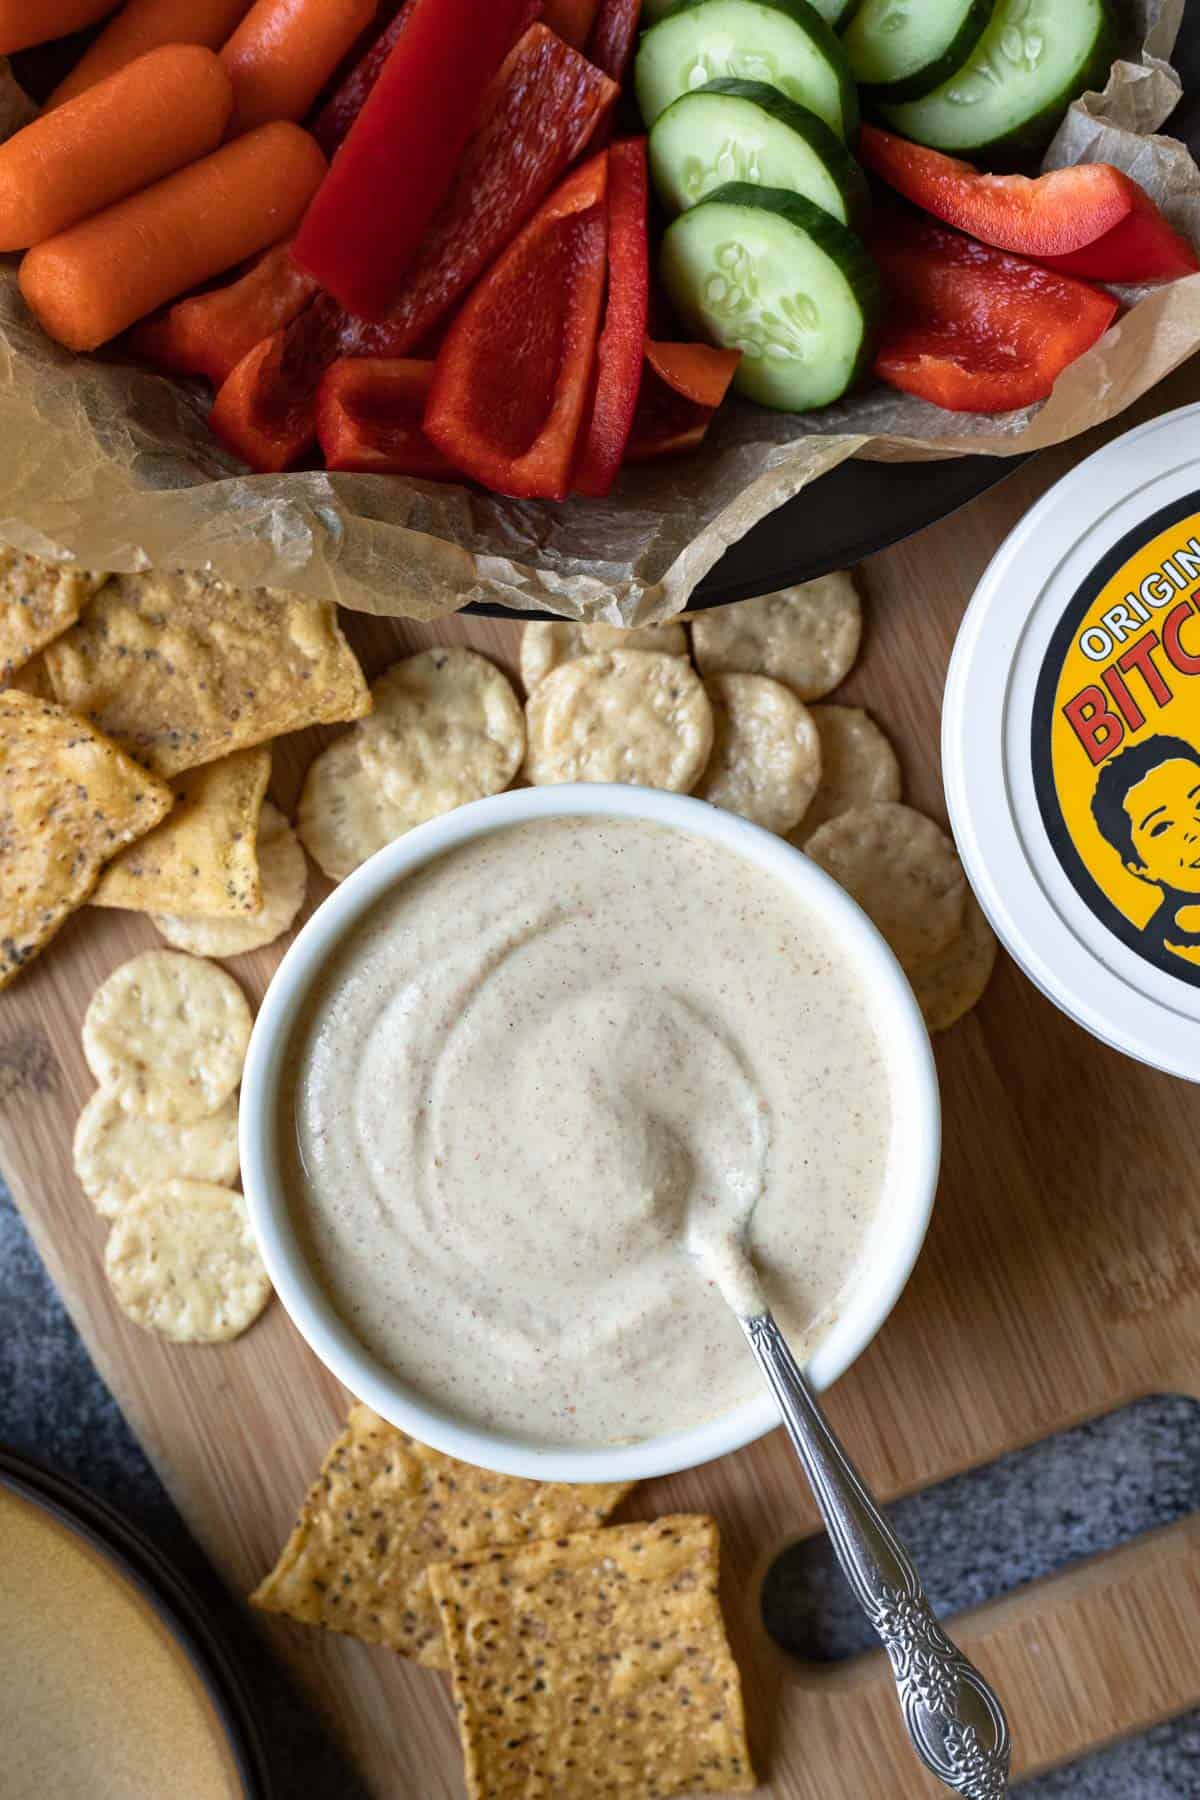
0, 1, 1196, 623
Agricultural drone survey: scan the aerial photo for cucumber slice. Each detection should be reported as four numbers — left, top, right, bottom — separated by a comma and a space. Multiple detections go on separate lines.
659, 183, 881, 410
843, 0, 996, 104
879, 0, 1118, 157
642, 0, 859, 22
644, 0, 859, 26
649, 79, 870, 226
635, 0, 858, 141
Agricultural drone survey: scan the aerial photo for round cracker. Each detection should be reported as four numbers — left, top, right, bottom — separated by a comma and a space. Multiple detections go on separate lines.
82, 950, 251, 1122
523, 650, 713, 791
694, 673, 820, 833
298, 648, 524, 881
798, 705, 902, 838
73, 1089, 240, 1220
805, 802, 967, 974
104, 1179, 271, 1343
911, 893, 998, 1033
520, 619, 689, 692
691, 573, 862, 701
153, 804, 308, 959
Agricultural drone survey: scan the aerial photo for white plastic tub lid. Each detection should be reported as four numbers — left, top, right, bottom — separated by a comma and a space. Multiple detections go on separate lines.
944, 402, 1200, 1082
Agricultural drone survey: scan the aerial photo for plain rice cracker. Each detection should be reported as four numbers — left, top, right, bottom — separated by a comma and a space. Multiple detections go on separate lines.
73, 1088, 239, 1220
154, 804, 307, 958
82, 950, 252, 1122
694, 672, 820, 833
251, 1403, 633, 1668
798, 705, 902, 838
691, 573, 862, 700
520, 619, 688, 691
299, 649, 524, 881
911, 893, 998, 1032
524, 650, 713, 790
430, 1515, 755, 1799
104, 1179, 271, 1343
92, 747, 271, 918
805, 802, 967, 973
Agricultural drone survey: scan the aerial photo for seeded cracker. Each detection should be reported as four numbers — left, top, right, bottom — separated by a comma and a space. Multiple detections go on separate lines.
691, 573, 862, 700
524, 650, 713, 790
0, 693, 172, 988
43, 570, 370, 777
104, 1179, 271, 1343
520, 619, 689, 692
911, 892, 998, 1033
298, 648, 524, 881
82, 950, 251, 1121
805, 802, 967, 974
430, 1515, 755, 1799
153, 804, 308, 957
73, 1088, 240, 1220
92, 747, 270, 917
695, 672, 821, 833
0, 550, 107, 678
251, 1404, 633, 1669
798, 705, 902, 838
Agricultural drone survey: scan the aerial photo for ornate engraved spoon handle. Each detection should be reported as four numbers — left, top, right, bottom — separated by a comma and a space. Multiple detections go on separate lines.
742, 1310, 1011, 1798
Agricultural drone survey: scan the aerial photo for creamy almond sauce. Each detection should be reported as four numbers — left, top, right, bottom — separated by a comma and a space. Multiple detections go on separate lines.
285, 817, 893, 1445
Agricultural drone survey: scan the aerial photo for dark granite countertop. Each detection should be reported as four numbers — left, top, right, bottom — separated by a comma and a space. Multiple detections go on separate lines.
2, 1173, 1198, 1796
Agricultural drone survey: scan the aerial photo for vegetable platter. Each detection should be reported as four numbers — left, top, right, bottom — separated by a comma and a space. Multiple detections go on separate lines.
0, 0, 1198, 622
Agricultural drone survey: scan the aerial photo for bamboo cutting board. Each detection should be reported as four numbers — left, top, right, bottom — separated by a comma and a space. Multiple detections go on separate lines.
4, 363, 1200, 1799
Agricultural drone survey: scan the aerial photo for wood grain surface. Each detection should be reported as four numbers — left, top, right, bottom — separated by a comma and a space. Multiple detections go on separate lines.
3, 360, 1200, 1798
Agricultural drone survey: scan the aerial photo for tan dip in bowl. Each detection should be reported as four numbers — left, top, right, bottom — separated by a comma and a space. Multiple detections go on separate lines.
241, 786, 939, 1482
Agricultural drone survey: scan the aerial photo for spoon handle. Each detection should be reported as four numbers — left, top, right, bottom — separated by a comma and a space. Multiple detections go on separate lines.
741, 1310, 1011, 1798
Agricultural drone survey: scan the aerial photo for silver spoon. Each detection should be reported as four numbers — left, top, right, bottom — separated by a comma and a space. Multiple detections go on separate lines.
702, 1239, 1011, 1798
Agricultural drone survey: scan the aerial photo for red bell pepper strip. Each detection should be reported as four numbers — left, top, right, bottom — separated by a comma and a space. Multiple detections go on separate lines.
316, 359, 456, 476
587, 0, 641, 83
309, 0, 412, 156
292, 0, 531, 321
574, 138, 649, 498
309, 0, 539, 156
541, 0, 600, 45
644, 338, 741, 408
624, 364, 715, 463
858, 125, 1198, 283
1036, 185, 1199, 283
131, 241, 320, 388
870, 211, 1119, 414
425, 154, 609, 500
209, 294, 344, 470
345, 25, 617, 359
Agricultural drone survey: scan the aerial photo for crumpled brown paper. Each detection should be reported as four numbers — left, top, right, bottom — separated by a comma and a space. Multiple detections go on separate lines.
0, 1, 1196, 624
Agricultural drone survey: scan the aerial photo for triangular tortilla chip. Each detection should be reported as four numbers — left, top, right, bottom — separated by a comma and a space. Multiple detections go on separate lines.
0, 693, 171, 987
44, 569, 371, 776
0, 550, 107, 679
93, 747, 270, 917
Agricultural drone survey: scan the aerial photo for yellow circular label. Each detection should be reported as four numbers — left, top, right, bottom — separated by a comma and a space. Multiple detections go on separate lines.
1034, 494, 1200, 984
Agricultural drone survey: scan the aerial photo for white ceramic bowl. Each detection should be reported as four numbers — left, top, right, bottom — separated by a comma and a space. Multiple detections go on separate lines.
241, 785, 940, 1483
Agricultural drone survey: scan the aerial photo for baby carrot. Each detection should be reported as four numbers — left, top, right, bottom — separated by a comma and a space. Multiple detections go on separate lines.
19, 121, 326, 352
221, 0, 377, 136
47, 0, 255, 108
0, 0, 117, 54
0, 46, 233, 252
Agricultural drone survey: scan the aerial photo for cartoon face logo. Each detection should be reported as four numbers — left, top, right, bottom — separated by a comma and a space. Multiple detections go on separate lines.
1092, 737, 1200, 899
